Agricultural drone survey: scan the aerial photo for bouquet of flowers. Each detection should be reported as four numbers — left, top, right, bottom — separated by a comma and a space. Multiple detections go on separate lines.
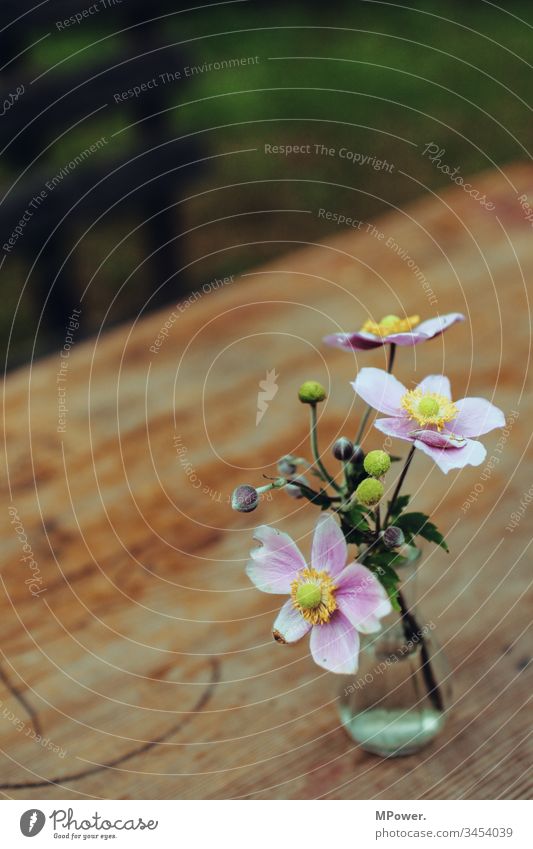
231, 311, 505, 704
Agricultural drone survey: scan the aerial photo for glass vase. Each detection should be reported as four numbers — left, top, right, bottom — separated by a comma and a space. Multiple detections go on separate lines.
337, 546, 451, 757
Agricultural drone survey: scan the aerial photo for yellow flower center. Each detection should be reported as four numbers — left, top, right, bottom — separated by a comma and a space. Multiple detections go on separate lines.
401, 389, 458, 431
362, 314, 420, 338
291, 568, 337, 625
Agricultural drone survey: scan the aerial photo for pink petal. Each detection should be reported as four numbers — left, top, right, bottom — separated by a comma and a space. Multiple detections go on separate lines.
382, 331, 426, 346
246, 525, 306, 594
383, 313, 464, 346
272, 600, 311, 644
310, 611, 360, 674
374, 416, 416, 443
414, 437, 486, 473
311, 514, 347, 578
450, 397, 506, 437
415, 312, 465, 339
416, 375, 452, 399
336, 563, 392, 633
323, 332, 382, 351
410, 429, 467, 449
352, 368, 407, 415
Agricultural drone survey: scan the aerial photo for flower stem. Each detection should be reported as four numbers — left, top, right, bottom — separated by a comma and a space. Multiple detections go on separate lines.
375, 504, 381, 538
387, 342, 397, 374
256, 477, 289, 495
385, 444, 415, 526
354, 404, 373, 447
353, 344, 397, 447
397, 590, 445, 713
309, 404, 343, 493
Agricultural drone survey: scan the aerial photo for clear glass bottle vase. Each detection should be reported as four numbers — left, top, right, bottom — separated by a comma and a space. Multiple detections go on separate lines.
337, 546, 451, 757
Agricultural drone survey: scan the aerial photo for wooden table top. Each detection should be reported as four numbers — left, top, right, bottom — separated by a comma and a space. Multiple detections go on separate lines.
1, 163, 532, 800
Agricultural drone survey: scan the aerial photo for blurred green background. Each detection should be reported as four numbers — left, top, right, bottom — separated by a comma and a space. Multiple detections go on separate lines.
2, 0, 532, 366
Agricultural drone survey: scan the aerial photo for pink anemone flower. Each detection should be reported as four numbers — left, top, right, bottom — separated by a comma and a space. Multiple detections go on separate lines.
246, 514, 391, 674
324, 312, 464, 351
352, 368, 505, 474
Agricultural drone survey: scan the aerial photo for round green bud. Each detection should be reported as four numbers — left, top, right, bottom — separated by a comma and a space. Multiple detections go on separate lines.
418, 396, 439, 417
355, 477, 384, 506
363, 449, 391, 478
298, 380, 327, 404
296, 583, 322, 609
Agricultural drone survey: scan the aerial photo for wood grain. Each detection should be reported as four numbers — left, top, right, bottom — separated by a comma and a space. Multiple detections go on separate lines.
1, 163, 532, 799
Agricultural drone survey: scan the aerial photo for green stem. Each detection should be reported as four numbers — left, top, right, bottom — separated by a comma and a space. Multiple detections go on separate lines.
309, 404, 343, 493
397, 591, 445, 712
354, 404, 373, 447
385, 444, 416, 525
354, 343, 397, 447
256, 477, 289, 495
387, 342, 397, 374
375, 503, 381, 538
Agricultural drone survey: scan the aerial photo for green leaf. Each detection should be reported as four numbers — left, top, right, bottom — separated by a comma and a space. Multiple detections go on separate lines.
387, 494, 410, 520
395, 511, 449, 552
346, 504, 371, 532
365, 555, 402, 611
388, 587, 401, 612
370, 551, 408, 571
292, 482, 331, 508
340, 505, 371, 547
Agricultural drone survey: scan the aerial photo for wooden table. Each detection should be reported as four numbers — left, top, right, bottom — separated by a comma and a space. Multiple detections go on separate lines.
1, 164, 532, 800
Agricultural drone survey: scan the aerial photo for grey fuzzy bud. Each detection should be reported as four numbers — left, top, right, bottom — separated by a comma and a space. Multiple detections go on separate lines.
277, 455, 298, 476
285, 475, 309, 499
231, 485, 259, 513
383, 526, 405, 549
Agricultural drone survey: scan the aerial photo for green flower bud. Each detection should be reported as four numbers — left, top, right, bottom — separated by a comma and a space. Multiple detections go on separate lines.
355, 477, 384, 506
363, 449, 391, 478
298, 380, 327, 404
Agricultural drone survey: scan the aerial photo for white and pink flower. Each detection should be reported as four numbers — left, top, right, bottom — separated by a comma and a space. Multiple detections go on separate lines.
246, 514, 391, 674
324, 312, 464, 351
352, 368, 505, 473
